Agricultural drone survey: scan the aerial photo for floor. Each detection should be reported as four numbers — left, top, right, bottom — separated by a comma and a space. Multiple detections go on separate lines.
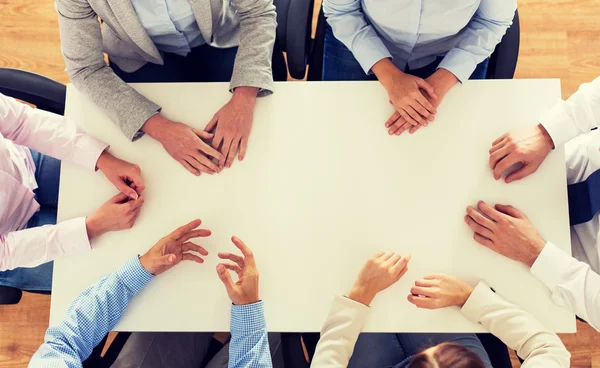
1, 0, 600, 366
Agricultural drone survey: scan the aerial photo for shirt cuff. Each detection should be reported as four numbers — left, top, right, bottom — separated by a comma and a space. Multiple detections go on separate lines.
437, 48, 478, 84
531, 242, 574, 292
231, 301, 266, 333
115, 256, 155, 295
539, 101, 581, 147
352, 37, 393, 75
461, 281, 495, 322
72, 134, 109, 172
60, 217, 93, 255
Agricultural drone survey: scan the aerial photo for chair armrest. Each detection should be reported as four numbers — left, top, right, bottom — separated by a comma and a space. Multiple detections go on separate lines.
487, 9, 520, 79
0, 68, 66, 115
274, 0, 314, 79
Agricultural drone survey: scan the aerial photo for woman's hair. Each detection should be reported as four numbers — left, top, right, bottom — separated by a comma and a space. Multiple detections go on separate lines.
407, 342, 487, 368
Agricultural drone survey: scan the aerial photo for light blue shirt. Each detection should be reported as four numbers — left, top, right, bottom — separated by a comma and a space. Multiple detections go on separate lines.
29, 256, 272, 368
323, 0, 517, 82
131, 0, 205, 56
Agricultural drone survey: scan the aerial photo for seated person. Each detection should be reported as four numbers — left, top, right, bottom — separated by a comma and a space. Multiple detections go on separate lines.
311, 251, 570, 367
0, 93, 144, 292
56, 0, 277, 175
30, 220, 276, 368
322, 0, 516, 135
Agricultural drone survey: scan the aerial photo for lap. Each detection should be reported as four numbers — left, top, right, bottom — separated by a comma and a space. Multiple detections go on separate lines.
348, 333, 406, 368
322, 24, 376, 82
29, 149, 61, 208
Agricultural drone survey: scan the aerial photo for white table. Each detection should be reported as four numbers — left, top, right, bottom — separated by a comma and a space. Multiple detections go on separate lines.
51, 80, 575, 333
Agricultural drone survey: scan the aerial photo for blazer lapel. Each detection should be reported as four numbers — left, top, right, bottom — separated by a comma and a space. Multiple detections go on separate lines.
189, 0, 213, 44
106, 0, 162, 61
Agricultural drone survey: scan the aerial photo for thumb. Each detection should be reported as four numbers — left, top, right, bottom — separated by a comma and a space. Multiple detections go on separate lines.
110, 192, 130, 204
192, 127, 214, 141
217, 264, 235, 292
115, 180, 138, 200
505, 164, 535, 184
415, 78, 438, 100
158, 254, 176, 266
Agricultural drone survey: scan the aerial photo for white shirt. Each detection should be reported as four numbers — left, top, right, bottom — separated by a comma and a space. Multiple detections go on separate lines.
311, 282, 570, 367
532, 76, 600, 331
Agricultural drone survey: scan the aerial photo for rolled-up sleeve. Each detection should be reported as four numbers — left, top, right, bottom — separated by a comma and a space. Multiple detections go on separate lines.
323, 0, 392, 74
438, 0, 516, 83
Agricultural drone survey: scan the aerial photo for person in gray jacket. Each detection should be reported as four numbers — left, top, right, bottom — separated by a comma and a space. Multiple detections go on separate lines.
56, 0, 276, 175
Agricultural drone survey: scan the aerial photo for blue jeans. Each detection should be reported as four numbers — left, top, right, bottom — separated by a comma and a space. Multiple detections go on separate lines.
111, 43, 238, 83
323, 24, 489, 81
348, 333, 493, 368
0, 150, 61, 291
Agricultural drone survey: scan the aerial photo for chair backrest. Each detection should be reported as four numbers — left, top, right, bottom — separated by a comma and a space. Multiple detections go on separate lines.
0, 68, 66, 115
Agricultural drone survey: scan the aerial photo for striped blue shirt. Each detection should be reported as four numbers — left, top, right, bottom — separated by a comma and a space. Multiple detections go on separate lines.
29, 256, 272, 368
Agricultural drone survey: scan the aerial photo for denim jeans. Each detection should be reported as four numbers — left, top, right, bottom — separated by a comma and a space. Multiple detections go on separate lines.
323, 24, 489, 81
111, 44, 238, 83
0, 150, 61, 291
348, 333, 493, 368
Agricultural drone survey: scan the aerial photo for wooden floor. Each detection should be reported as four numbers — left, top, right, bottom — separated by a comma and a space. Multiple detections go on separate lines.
1, 0, 600, 367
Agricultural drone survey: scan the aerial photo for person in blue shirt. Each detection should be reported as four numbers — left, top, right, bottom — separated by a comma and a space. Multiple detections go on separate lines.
29, 219, 276, 368
322, 0, 516, 136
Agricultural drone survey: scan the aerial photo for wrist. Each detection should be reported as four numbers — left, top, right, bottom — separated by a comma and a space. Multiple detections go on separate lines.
371, 58, 400, 91
85, 215, 104, 240
525, 238, 547, 267
139, 253, 154, 275
232, 87, 259, 105
234, 297, 259, 306
141, 114, 171, 140
431, 68, 459, 94
457, 284, 474, 307
95, 150, 111, 172
348, 284, 376, 306
536, 123, 555, 150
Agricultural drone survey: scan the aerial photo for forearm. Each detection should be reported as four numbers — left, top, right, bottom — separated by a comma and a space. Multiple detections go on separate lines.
531, 242, 600, 332
30, 256, 153, 367
229, 0, 276, 96
461, 282, 570, 366
0, 218, 90, 271
228, 302, 272, 368
540, 76, 600, 146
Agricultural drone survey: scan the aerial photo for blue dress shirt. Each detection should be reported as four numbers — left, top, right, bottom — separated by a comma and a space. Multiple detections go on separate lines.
29, 257, 273, 368
130, 0, 205, 56
323, 0, 516, 82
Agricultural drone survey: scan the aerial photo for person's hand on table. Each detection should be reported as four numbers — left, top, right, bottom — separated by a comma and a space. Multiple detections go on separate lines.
347, 251, 411, 306
464, 201, 546, 267
387, 68, 459, 135
372, 59, 437, 135
204, 87, 258, 170
407, 274, 474, 309
489, 124, 555, 183
85, 193, 145, 240
141, 114, 223, 176
216, 236, 260, 305
96, 150, 144, 200
139, 219, 210, 275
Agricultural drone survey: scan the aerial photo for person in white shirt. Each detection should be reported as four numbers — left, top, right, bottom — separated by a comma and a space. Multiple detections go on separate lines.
0, 93, 145, 292
311, 251, 570, 367
469, 76, 600, 331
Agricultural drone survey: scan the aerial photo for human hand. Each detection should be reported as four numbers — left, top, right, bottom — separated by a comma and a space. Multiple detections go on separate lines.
141, 114, 223, 176
216, 236, 259, 305
387, 69, 458, 135
85, 193, 145, 240
96, 151, 144, 200
490, 124, 554, 183
205, 87, 258, 169
407, 274, 474, 309
465, 201, 546, 267
347, 251, 411, 306
139, 219, 210, 276
372, 59, 437, 129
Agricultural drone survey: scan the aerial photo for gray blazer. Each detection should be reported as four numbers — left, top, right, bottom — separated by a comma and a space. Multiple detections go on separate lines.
56, 0, 277, 140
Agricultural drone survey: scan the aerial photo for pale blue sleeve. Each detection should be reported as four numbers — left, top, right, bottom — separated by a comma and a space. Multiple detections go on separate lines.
228, 301, 273, 368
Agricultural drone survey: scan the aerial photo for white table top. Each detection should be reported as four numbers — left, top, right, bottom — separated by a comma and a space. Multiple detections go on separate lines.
51, 80, 575, 333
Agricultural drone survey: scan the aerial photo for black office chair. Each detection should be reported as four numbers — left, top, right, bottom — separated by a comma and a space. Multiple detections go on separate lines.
305, 8, 521, 81
0, 68, 66, 305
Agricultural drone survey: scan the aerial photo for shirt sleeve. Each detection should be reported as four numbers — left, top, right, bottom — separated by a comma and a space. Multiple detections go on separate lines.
540, 77, 600, 147
461, 281, 571, 367
437, 0, 517, 83
322, 0, 392, 74
0, 94, 107, 172
29, 256, 154, 368
310, 295, 370, 367
531, 241, 600, 332
0, 217, 91, 271
228, 301, 272, 368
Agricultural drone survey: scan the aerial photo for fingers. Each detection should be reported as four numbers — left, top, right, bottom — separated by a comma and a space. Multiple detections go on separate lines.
216, 264, 236, 292
415, 78, 438, 100
218, 252, 245, 268
182, 242, 209, 256
492, 133, 507, 146
191, 127, 214, 141
410, 285, 436, 298
158, 254, 176, 267
178, 229, 212, 243
205, 115, 219, 133
197, 140, 224, 161
407, 294, 437, 309
226, 138, 240, 168
110, 192, 130, 204
127, 165, 145, 194
493, 153, 520, 180
477, 201, 502, 222
466, 206, 495, 230
414, 278, 439, 287
416, 94, 436, 116
489, 139, 506, 155
409, 124, 421, 134
187, 152, 219, 174
489, 144, 511, 171
390, 254, 411, 274
221, 262, 243, 277
127, 195, 145, 211
170, 219, 202, 240
473, 233, 494, 248
379, 251, 394, 262
464, 214, 494, 240
231, 236, 254, 261
371, 251, 386, 260
238, 137, 248, 161
495, 204, 525, 219
413, 96, 435, 120
383, 253, 401, 267
405, 106, 428, 126
385, 112, 401, 129
182, 253, 205, 263
391, 120, 411, 136
399, 109, 419, 127
178, 159, 201, 176
218, 136, 233, 169
505, 165, 536, 183
114, 178, 139, 200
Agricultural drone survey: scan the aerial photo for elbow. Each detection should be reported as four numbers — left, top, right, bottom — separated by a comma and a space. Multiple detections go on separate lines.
237, 0, 276, 23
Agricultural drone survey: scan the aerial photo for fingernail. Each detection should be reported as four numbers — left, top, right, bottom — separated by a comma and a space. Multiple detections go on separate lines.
424, 123, 428, 127
196, 172, 201, 176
